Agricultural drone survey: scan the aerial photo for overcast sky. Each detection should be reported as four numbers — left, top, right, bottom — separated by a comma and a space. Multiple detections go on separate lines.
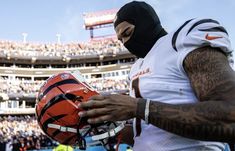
0, 0, 234, 48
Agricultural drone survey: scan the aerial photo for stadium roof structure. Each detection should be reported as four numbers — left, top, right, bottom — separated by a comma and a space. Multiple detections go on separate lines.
83, 9, 117, 39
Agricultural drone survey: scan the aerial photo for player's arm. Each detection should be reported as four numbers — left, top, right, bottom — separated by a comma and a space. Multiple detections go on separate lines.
136, 46, 235, 142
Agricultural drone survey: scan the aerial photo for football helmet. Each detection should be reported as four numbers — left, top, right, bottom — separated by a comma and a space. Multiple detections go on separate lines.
35, 70, 124, 150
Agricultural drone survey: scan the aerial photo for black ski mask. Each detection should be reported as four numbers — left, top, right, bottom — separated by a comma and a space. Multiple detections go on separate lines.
114, 1, 167, 58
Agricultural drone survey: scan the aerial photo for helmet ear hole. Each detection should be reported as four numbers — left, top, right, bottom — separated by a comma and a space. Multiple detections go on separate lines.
64, 93, 84, 103
64, 93, 77, 101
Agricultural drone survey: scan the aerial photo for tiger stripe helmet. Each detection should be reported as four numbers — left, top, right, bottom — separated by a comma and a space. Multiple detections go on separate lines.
35, 70, 124, 149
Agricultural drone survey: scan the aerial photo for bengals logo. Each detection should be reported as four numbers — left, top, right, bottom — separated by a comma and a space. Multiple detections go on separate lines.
60, 73, 70, 80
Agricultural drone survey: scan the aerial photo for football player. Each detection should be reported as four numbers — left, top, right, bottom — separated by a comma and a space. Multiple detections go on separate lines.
79, 1, 235, 151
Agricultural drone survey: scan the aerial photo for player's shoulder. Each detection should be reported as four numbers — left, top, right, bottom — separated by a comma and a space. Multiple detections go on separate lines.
130, 58, 144, 70
180, 18, 226, 34
174, 18, 225, 34
172, 18, 229, 52
129, 58, 144, 75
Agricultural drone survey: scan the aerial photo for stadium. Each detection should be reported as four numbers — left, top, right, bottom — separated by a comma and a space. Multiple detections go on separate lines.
0, 0, 235, 151
0, 4, 135, 151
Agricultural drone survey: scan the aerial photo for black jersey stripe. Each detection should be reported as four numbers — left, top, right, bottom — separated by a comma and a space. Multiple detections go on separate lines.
198, 26, 228, 35
38, 79, 79, 101
186, 19, 220, 35
172, 19, 193, 52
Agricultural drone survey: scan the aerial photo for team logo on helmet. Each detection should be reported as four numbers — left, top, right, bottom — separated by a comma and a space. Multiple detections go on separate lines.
60, 73, 70, 80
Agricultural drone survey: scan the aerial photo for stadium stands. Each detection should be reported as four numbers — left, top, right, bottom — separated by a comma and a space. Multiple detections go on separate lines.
0, 37, 134, 151
0, 39, 126, 58
0, 6, 134, 150
0, 115, 55, 151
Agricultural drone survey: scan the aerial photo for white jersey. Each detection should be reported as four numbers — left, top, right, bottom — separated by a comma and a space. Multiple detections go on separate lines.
129, 18, 233, 151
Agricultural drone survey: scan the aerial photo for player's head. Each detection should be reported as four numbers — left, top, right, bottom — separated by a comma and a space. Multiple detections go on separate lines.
114, 1, 167, 58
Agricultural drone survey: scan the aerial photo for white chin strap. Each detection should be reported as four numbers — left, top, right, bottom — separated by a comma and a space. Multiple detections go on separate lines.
91, 122, 125, 141
48, 122, 125, 141
48, 124, 77, 133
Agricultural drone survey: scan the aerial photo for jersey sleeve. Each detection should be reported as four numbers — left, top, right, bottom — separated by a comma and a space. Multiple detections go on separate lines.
174, 18, 234, 74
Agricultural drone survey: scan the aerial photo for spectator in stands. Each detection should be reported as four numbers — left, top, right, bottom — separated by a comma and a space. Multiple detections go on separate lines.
0, 76, 129, 95
0, 38, 127, 58
0, 115, 56, 151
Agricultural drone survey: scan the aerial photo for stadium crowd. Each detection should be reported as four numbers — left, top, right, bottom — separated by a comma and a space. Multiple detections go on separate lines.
0, 38, 131, 151
0, 77, 43, 94
0, 77, 129, 151
0, 38, 127, 58
0, 115, 56, 151
89, 79, 128, 91
0, 76, 129, 95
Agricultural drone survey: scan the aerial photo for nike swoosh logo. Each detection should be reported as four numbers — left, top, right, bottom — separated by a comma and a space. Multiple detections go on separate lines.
205, 33, 223, 40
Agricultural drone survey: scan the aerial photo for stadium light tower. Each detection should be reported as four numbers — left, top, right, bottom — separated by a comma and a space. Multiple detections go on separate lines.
22, 33, 28, 43
56, 34, 61, 44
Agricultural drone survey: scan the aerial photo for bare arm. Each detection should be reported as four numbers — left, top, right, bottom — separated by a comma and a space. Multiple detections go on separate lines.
137, 46, 235, 142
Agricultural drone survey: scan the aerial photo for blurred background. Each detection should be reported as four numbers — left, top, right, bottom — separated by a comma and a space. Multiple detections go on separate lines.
0, 0, 234, 151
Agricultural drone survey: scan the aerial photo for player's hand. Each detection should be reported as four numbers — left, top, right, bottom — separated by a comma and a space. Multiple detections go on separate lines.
78, 94, 138, 124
